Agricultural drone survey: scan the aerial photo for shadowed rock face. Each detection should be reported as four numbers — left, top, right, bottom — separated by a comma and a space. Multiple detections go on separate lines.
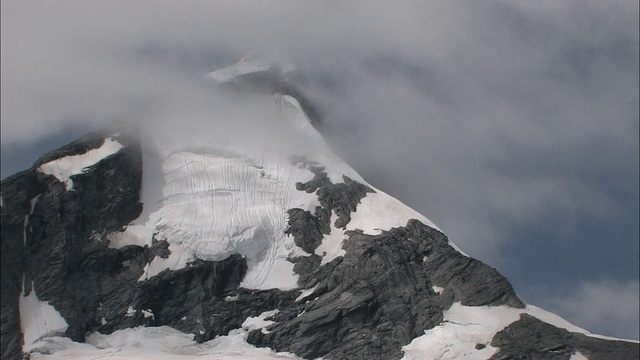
1, 130, 144, 360
1, 171, 33, 360
1, 127, 638, 360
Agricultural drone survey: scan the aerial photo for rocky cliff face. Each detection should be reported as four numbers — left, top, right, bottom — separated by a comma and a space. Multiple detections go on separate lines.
1, 130, 143, 359
1, 61, 638, 360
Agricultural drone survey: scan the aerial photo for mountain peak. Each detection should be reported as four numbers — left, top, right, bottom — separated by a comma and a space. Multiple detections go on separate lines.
1, 69, 638, 359
203, 55, 323, 129
205, 54, 296, 85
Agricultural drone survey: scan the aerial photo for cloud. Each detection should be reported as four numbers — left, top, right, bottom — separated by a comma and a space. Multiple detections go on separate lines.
1, 1, 637, 267
527, 280, 640, 340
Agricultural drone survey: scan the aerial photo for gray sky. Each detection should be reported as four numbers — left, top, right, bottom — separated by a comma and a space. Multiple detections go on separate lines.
2, 0, 638, 340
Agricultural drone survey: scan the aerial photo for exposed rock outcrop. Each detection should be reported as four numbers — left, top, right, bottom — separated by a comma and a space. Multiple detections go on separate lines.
250, 219, 524, 360
1, 130, 143, 359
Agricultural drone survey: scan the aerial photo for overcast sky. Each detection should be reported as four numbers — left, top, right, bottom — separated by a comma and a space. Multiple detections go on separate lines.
2, 0, 638, 340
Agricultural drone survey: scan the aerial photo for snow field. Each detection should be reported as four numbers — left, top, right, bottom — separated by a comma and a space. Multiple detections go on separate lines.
130, 149, 320, 288
402, 303, 521, 359
24, 303, 623, 360
28, 326, 301, 360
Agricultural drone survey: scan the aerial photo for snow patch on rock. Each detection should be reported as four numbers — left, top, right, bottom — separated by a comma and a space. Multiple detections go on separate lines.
242, 310, 279, 334
315, 211, 347, 265
402, 303, 521, 359
19, 281, 68, 351
570, 351, 589, 360
38, 138, 124, 190
296, 285, 319, 302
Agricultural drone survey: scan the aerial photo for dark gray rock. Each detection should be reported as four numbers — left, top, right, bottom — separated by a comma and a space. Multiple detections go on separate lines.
572, 333, 640, 360
285, 160, 374, 280
290, 254, 322, 279
1, 130, 143, 360
1, 170, 37, 360
133, 255, 299, 343
410, 220, 525, 309
490, 314, 576, 360
286, 208, 325, 254
490, 313, 640, 360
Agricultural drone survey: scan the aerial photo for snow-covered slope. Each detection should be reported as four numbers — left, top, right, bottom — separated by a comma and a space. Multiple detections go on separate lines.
107, 92, 443, 291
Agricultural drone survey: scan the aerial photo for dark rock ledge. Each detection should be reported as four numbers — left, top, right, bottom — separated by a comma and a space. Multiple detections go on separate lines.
490, 314, 639, 360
